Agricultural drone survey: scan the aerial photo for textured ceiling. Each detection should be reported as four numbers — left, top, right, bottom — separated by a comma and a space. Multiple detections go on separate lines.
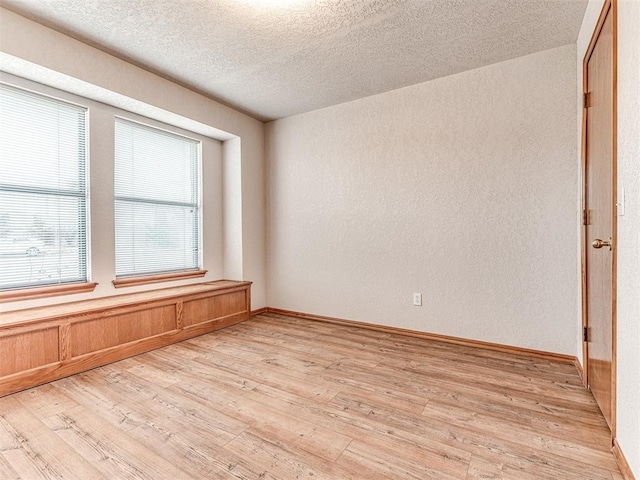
1, 0, 587, 121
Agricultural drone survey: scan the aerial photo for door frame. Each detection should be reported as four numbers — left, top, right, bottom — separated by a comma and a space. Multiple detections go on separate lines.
580, 0, 618, 440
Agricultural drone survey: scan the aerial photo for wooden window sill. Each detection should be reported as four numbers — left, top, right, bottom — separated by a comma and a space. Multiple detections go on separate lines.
0, 282, 98, 303
112, 270, 208, 288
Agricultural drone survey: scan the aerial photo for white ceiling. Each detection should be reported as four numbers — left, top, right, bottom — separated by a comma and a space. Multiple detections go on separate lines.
1, 0, 587, 121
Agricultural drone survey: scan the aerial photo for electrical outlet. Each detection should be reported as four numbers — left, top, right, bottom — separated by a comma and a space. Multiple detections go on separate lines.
413, 293, 422, 306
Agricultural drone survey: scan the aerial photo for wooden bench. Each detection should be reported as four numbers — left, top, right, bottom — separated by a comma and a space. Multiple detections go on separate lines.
0, 280, 251, 397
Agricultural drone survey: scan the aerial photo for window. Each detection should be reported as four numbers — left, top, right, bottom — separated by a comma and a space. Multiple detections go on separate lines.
0, 84, 89, 291
114, 118, 201, 279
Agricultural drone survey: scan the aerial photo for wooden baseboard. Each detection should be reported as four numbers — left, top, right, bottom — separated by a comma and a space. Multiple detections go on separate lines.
265, 307, 577, 365
613, 439, 636, 480
575, 357, 586, 385
251, 307, 268, 316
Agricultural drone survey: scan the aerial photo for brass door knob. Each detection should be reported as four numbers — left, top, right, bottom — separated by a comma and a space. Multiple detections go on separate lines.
592, 238, 612, 250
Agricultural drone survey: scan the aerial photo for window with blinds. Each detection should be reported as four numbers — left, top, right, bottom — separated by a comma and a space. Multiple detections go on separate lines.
0, 84, 89, 290
114, 118, 201, 278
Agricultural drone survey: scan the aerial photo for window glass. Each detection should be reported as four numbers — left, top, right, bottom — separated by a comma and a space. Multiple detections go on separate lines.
114, 118, 200, 277
0, 84, 89, 290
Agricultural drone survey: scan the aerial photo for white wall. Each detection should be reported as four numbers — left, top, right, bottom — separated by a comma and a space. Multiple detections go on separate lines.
0, 8, 267, 310
615, 0, 640, 475
267, 44, 578, 355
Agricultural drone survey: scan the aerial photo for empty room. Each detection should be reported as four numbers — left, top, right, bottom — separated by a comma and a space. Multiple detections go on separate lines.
0, 0, 638, 479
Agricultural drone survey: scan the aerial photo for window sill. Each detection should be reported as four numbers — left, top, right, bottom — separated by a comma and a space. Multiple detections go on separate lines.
112, 270, 208, 288
0, 282, 99, 303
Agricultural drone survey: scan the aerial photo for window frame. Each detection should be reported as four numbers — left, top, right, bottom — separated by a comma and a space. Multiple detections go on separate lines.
113, 116, 204, 284
0, 82, 94, 300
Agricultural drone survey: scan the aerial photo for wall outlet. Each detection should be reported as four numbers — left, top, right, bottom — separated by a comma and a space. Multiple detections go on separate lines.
413, 293, 422, 306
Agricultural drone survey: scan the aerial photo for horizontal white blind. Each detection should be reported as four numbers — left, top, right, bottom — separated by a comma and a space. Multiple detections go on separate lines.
0, 84, 88, 290
114, 118, 200, 278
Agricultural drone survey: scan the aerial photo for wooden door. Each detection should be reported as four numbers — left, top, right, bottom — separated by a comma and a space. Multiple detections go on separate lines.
583, 1, 615, 430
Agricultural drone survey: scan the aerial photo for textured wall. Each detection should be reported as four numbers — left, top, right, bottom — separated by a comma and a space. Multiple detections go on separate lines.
615, 0, 640, 474
267, 44, 578, 355
0, 8, 267, 310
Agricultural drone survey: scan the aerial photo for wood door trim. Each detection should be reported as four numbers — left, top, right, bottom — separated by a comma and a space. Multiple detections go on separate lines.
613, 439, 637, 480
581, 0, 618, 440
574, 357, 585, 383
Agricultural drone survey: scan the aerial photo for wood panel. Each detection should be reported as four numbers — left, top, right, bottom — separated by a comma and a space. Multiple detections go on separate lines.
583, 0, 616, 432
70, 305, 176, 356
182, 291, 247, 327
0, 280, 248, 328
0, 328, 59, 377
0, 312, 624, 479
0, 281, 251, 397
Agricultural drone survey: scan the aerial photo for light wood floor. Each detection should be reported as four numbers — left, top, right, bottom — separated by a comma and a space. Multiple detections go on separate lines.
0, 313, 623, 479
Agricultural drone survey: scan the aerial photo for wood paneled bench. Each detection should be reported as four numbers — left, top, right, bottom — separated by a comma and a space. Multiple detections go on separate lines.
0, 280, 251, 397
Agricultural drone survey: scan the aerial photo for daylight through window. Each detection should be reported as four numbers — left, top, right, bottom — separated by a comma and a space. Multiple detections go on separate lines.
0, 84, 89, 290
114, 118, 201, 278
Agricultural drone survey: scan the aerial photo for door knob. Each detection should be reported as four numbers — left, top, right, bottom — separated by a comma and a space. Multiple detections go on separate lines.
592, 238, 612, 250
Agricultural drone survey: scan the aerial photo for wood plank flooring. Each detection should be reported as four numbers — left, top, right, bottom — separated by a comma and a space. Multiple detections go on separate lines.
0, 313, 623, 479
